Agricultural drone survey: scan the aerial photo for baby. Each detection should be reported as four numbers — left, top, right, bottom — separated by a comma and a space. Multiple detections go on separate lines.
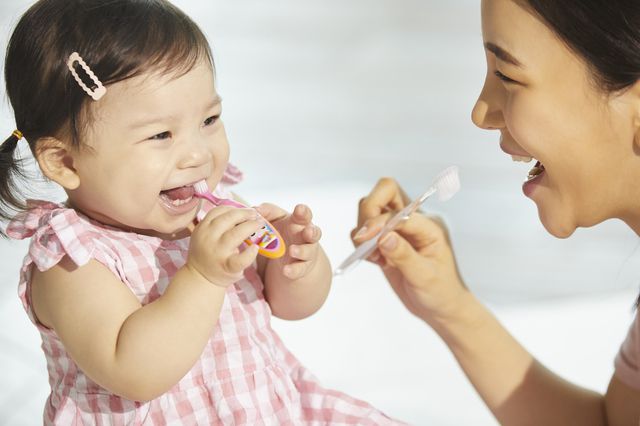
0, 0, 405, 424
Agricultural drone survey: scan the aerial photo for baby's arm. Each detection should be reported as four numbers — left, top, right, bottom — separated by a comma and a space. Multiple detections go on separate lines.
256, 203, 332, 320
30, 206, 262, 401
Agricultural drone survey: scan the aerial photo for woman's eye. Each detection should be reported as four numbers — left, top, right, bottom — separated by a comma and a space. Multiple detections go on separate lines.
204, 115, 220, 126
494, 70, 518, 84
149, 131, 171, 141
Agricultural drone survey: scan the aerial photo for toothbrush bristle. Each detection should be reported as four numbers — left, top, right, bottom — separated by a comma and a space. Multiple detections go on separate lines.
434, 166, 460, 201
193, 180, 210, 194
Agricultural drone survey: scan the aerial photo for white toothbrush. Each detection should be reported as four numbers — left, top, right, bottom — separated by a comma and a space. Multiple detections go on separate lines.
333, 166, 460, 276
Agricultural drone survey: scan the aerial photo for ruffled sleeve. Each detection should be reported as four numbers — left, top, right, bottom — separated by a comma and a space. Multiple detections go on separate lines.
7, 200, 102, 272
213, 162, 243, 199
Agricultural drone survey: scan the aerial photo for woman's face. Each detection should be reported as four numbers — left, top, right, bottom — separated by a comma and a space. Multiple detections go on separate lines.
472, 0, 640, 237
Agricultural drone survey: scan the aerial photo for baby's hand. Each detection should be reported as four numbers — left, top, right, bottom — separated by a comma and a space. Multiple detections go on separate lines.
187, 206, 263, 287
256, 203, 322, 280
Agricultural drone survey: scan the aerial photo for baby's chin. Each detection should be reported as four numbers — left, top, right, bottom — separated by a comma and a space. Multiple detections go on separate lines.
142, 216, 197, 240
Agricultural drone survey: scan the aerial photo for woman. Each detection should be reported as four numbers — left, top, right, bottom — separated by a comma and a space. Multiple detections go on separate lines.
353, 1, 640, 424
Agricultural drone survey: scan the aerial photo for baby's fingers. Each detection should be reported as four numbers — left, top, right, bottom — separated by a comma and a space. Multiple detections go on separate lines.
254, 203, 288, 223
200, 207, 257, 234
302, 225, 321, 243
227, 245, 260, 274
291, 204, 312, 225
283, 260, 312, 280
288, 243, 318, 262
220, 219, 266, 249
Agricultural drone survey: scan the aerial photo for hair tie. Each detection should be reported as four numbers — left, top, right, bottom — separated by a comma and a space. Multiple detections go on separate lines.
12, 130, 23, 140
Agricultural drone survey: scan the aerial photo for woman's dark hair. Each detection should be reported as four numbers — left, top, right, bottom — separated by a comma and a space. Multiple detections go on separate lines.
522, 1, 640, 93
0, 0, 213, 235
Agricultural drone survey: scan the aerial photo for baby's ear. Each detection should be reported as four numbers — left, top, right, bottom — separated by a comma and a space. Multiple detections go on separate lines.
35, 137, 80, 190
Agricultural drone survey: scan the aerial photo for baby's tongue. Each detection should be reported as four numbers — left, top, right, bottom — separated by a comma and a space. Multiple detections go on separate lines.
161, 186, 194, 201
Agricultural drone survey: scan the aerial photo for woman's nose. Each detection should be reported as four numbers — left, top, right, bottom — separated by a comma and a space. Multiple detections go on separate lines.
471, 82, 505, 130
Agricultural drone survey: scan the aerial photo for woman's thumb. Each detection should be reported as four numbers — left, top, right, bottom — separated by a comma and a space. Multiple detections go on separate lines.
378, 231, 429, 282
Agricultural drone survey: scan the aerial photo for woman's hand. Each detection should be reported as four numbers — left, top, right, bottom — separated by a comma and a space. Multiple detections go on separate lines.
187, 206, 263, 287
353, 177, 467, 325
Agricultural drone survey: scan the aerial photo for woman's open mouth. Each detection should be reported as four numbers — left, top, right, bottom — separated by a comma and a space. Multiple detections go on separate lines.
512, 155, 546, 197
511, 155, 546, 182
527, 160, 545, 182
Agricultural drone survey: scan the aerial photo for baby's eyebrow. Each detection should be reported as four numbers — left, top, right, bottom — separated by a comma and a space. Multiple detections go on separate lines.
127, 95, 223, 129
484, 42, 524, 68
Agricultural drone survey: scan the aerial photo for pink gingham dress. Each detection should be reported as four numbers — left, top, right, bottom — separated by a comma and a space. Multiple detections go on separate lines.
8, 165, 405, 425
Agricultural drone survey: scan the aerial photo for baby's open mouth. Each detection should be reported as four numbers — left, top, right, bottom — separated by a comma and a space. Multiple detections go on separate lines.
159, 185, 196, 207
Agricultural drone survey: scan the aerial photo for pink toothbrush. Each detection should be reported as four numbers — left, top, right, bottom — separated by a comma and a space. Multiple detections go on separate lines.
193, 180, 286, 259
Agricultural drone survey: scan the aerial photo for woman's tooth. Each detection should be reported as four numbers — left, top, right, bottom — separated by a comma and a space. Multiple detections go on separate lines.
511, 155, 533, 163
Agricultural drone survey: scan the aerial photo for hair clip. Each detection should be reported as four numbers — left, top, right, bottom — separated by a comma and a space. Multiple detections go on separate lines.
66, 52, 107, 101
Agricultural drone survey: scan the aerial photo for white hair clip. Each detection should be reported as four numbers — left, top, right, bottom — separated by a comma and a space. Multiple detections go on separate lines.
66, 52, 107, 101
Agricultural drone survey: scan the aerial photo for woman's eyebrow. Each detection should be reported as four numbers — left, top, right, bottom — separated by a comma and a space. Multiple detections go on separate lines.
484, 42, 524, 68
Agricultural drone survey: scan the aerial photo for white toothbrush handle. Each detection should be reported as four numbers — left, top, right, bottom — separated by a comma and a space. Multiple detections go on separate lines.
333, 236, 380, 276
333, 201, 420, 276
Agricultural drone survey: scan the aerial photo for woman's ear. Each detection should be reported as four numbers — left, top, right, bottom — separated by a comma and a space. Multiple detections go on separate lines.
35, 137, 81, 190
629, 79, 640, 152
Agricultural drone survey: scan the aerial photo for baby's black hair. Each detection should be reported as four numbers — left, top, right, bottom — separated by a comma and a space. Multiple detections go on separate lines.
0, 0, 213, 235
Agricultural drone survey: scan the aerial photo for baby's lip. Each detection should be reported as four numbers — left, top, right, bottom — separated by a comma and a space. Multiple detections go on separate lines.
159, 185, 195, 200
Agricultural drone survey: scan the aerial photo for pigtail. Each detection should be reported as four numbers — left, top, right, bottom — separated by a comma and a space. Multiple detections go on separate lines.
0, 131, 27, 237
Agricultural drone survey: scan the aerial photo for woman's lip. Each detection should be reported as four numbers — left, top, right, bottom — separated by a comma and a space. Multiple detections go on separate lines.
499, 137, 532, 158
522, 168, 545, 197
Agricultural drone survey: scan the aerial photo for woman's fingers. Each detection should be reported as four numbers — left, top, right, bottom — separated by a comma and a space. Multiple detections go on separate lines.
350, 212, 390, 243
357, 177, 407, 227
378, 231, 432, 285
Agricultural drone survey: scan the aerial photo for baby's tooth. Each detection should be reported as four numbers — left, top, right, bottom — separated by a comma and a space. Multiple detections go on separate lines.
511, 155, 533, 163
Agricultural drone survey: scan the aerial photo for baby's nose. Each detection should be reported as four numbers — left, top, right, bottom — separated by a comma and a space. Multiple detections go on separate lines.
178, 139, 211, 169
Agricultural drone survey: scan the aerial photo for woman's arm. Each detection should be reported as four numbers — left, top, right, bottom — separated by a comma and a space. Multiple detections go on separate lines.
432, 290, 605, 426
355, 177, 640, 425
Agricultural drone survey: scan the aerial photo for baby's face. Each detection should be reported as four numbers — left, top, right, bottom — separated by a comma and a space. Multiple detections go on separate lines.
68, 59, 229, 238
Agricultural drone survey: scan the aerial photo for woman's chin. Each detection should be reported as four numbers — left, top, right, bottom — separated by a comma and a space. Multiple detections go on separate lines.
538, 208, 576, 239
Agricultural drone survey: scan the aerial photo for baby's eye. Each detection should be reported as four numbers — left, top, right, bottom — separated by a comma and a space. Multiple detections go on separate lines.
203, 115, 220, 126
149, 131, 171, 141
